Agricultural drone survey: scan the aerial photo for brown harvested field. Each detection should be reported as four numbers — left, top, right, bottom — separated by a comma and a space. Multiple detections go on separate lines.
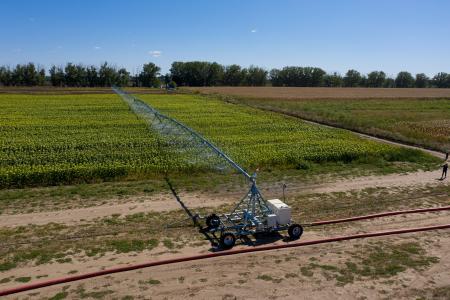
186, 86, 450, 99
0, 86, 164, 94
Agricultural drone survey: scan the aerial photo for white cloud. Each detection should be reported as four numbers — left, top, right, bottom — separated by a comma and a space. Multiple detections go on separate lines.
251, 29, 257, 33
149, 50, 162, 57
93, 46, 101, 50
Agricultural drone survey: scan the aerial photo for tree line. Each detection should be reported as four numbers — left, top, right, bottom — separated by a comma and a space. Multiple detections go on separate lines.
0, 62, 162, 88
170, 62, 267, 86
1, 61, 450, 88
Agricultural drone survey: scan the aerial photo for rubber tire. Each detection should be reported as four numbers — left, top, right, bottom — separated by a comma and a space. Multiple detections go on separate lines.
205, 214, 221, 229
288, 224, 303, 240
220, 232, 236, 250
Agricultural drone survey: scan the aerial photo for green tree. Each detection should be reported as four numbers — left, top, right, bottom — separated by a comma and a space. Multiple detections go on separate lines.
359, 75, 368, 87
117, 68, 130, 87
367, 71, 386, 87
37, 67, 46, 86
138, 62, 161, 87
432, 72, 450, 88
98, 62, 118, 86
276, 66, 301, 86
224, 65, 246, 86
49, 65, 65, 86
323, 72, 343, 87
269, 68, 283, 86
395, 71, 414, 88
64, 63, 80, 86
204, 62, 224, 86
11, 63, 40, 86
343, 69, 362, 87
309, 67, 326, 86
269, 66, 325, 87
169, 61, 224, 86
383, 77, 395, 88
86, 66, 98, 87
244, 65, 267, 86
415, 73, 429, 88
76, 65, 88, 87
0, 66, 12, 86
170, 62, 185, 86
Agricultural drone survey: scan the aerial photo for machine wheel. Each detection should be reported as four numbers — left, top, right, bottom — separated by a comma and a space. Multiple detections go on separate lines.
205, 214, 221, 229
220, 232, 236, 250
288, 224, 303, 240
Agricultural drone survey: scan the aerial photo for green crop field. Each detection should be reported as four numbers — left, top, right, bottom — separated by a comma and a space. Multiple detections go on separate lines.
0, 93, 437, 188
0, 94, 172, 188
138, 94, 435, 169
223, 96, 450, 152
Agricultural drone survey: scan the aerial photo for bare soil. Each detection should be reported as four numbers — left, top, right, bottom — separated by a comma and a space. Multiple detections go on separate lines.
188, 87, 450, 99
1, 170, 447, 228
2, 211, 450, 300
0, 170, 448, 299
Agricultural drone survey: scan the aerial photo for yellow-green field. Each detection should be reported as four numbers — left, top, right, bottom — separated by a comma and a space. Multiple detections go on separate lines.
0, 93, 437, 188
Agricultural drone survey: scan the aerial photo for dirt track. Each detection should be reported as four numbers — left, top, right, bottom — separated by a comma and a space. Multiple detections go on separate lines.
1, 170, 447, 228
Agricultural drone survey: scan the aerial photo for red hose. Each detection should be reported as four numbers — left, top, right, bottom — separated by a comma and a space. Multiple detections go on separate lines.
310, 205, 450, 226
1, 223, 450, 297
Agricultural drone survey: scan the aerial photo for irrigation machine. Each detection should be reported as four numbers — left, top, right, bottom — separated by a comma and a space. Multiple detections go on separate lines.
114, 88, 304, 250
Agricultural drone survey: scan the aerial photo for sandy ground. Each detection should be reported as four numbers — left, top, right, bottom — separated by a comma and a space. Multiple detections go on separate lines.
0, 193, 230, 227
2, 210, 450, 299
0, 170, 447, 228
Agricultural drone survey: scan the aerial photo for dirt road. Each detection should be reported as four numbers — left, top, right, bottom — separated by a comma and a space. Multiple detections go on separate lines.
0, 170, 447, 228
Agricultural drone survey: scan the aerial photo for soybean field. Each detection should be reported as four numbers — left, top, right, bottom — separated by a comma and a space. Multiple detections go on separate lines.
0, 92, 437, 188
189, 87, 450, 152
139, 94, 435, 171
0, 94, 170, 188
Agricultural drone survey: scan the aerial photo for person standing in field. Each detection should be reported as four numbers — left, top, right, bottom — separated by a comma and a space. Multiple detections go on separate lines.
441, 160, 448, 180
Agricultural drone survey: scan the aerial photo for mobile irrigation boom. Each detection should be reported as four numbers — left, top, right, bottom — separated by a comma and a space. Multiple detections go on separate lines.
114, 88, 303, 250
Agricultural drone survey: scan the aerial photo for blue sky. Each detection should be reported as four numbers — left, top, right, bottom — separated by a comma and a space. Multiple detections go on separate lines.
1, 0, 449, 76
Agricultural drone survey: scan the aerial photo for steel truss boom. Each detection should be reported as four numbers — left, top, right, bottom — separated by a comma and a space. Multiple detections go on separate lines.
113, 87, 252, 181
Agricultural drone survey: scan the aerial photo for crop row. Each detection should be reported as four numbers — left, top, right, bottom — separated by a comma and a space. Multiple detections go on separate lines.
0, 93, 434, 188
139, 94, 427, 170
0, 94, 187, 187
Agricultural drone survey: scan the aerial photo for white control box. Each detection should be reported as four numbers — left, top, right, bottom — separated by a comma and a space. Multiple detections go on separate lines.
266, 214, 278, 227
267, 199, 291, 225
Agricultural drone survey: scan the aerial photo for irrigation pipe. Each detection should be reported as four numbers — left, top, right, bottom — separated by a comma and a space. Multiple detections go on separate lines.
2, 223, 450, 296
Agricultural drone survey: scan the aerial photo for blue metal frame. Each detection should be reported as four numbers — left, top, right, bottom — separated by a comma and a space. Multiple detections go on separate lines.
113, 87, 293, 243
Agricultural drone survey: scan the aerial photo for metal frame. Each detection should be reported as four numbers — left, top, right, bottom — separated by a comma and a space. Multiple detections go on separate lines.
113, 87, 296, 247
